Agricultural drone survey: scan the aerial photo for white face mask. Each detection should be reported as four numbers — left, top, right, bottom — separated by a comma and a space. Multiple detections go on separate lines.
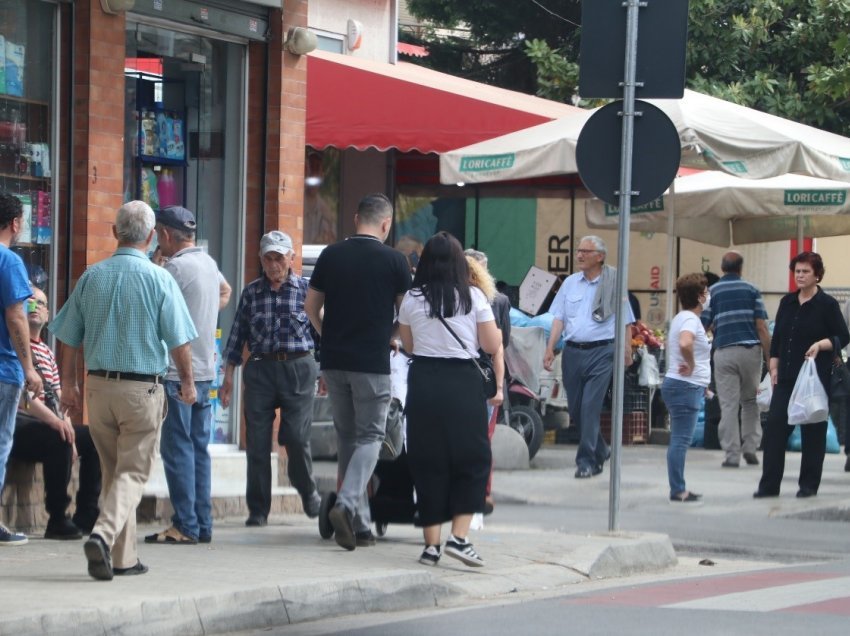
701, 292, 711, 311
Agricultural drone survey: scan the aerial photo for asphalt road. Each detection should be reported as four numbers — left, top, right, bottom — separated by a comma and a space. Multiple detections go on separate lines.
269, 557, 850, 636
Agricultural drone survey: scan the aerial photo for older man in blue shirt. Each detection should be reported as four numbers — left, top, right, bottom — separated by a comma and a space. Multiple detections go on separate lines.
544, 236, 634, 479
51, 200, 197, 581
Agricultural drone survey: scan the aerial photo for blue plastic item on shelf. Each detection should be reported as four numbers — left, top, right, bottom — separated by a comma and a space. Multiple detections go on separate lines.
690, 399, 706, 447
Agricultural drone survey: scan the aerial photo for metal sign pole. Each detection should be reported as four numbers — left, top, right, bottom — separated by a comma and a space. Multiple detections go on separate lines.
609, 0, 643, 532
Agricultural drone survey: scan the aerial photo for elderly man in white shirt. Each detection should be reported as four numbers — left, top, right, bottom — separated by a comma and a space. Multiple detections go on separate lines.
544, 236, 634, 479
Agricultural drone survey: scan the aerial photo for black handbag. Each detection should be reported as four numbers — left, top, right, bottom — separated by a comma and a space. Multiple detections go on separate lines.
436, 314, 498, 399
830, 337, 850, 399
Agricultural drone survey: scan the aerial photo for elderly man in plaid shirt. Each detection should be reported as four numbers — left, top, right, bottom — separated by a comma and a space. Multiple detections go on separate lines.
220, 231, 321, 527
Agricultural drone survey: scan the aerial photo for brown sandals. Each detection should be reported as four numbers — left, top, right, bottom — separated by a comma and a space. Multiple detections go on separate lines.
144, 526, 197, 545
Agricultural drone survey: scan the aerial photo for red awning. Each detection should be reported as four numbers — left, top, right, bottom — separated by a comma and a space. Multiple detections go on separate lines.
306, 50, 582, 155
397, 42, 429, 58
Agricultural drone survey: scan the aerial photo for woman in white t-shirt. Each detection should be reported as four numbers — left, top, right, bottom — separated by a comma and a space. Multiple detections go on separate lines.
398, 232, 502, 568
662, 273, 711, 504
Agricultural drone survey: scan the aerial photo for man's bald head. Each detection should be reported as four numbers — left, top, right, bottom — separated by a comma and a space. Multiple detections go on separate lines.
721, 251, 743, 274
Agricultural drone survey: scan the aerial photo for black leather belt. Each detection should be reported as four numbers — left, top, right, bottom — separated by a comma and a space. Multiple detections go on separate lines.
251, 350, 311, 362
88, 370, 161, 383
725, 343, 758, 349
566, 339, 615, 350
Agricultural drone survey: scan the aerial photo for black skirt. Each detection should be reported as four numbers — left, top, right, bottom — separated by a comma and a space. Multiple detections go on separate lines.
405, 356, 491, 526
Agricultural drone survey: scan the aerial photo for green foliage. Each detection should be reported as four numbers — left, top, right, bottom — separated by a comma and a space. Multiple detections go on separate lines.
404, 0, 850, 135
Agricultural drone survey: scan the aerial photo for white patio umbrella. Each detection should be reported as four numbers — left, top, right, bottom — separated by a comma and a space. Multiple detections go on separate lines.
440, 89, 850, 185
585, 171, 850, 247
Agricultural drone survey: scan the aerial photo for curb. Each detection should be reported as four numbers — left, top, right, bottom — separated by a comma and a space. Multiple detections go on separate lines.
2, 571, 456, 636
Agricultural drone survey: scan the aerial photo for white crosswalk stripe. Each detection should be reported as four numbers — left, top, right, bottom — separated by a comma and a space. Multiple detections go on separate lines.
663, 576, 850, 612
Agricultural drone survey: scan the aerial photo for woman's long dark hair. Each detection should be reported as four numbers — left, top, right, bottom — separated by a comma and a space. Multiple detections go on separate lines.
411, 231, 472, 318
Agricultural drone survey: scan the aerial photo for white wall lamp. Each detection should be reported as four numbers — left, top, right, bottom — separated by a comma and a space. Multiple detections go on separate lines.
286, 27, 318, 56
100, 0, 135, 15
347, 19, 363, 51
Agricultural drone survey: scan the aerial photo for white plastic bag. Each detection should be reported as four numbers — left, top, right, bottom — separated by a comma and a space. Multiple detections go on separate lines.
756, 373, 772, 412
787, 358, 829, 425
638, 347, 661, 388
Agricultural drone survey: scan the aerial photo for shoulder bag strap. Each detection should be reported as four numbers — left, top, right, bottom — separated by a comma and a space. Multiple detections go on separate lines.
436, 313, 486, 375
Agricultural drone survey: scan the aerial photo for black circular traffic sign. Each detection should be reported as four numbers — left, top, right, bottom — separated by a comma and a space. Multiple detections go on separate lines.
576, 99, 681, 207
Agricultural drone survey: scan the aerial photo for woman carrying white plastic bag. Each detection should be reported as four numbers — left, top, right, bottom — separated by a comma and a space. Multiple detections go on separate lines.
755, 252, 849, 500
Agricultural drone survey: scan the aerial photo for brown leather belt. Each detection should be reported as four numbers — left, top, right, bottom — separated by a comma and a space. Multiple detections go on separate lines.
250, 351, 311, 362
88, 370, 161, 383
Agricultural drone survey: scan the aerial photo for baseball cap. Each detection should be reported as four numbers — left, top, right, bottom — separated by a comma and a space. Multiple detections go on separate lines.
156, 206, 197, 231
260, 231, 293, 256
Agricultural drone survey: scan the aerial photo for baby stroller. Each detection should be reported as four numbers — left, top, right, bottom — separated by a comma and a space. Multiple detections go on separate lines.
318, 350, 417, 539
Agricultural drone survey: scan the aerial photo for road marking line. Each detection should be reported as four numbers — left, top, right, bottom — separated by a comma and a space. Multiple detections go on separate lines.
663, 576, 850, 612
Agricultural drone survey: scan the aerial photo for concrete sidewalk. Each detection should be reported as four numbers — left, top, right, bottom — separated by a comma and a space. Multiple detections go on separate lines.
0, 514, 674, 635
8, 441, 847, 636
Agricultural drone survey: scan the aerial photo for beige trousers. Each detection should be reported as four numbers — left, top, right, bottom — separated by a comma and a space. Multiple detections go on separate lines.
86, 375, 165, 569
714, 344, 763, 462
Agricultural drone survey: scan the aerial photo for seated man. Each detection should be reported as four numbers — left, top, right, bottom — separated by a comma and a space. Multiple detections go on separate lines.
10, 287, 101, 539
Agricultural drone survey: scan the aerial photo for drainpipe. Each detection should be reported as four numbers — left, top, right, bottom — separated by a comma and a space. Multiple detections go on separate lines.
63, 0, 75, 303
261, 32, 270, 237
389, 0, 399, 64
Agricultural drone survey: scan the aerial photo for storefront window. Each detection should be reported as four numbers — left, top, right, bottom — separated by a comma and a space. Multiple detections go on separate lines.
304, 148, 340, 245
124, 21, 246, 445
0, 0, 57, 297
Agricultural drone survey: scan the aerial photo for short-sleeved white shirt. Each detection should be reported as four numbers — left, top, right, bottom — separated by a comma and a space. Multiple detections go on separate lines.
398, 287, 494, 359
666, 310, 711, 386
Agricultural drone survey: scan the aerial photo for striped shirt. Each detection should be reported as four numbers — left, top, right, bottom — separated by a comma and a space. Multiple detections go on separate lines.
49, 247, 198, 375
701, 274, 768, 349
31, 339, 60, 394
222, 272, 314, 366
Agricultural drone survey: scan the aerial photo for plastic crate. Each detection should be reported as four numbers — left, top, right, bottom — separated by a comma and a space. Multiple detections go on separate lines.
601, 412, 648, 445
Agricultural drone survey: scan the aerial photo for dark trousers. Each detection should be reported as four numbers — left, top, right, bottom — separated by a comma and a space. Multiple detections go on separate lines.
758, 381, 827, 495
11, 417, 101, 527
562, 343, 614, 471
243, 356, 318, 518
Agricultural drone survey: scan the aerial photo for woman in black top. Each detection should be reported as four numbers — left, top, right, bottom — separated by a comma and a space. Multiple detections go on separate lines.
755, 252, 850, 499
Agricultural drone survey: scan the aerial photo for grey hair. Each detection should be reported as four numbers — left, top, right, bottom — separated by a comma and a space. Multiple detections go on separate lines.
168, 227, 196, 243
116, 201, 155, 244
579, 235, 607, 258
463, 248, 488, 267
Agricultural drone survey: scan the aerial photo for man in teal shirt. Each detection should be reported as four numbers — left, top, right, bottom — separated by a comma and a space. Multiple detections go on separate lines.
51, 200, 197, 581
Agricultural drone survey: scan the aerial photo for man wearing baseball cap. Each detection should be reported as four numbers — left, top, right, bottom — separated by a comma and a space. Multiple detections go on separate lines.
144, 206, 231, 545
220, 231, 322, 527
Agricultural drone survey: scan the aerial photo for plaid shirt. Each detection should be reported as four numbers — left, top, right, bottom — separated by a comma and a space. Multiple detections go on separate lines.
223, 272, 314, 365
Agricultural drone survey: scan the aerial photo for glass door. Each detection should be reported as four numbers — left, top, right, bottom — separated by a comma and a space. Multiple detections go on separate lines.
124, 21, 246, 445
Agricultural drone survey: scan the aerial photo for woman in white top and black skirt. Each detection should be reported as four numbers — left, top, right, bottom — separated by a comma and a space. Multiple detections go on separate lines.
398, 232, 502, 567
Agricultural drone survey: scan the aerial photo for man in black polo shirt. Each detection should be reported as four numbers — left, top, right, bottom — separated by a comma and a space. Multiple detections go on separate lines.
306, 193, 411, 551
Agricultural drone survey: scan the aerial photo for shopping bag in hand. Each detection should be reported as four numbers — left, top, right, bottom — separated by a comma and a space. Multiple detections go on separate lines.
787, 357, 829, 425
756, 372, 772, 412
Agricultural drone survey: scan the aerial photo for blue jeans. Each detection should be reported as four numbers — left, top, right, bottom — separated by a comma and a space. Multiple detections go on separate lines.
0, 381, 22, 491
661, 376, 705, 497
161, 380, 213, 540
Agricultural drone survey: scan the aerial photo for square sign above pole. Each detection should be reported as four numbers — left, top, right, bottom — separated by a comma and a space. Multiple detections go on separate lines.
579, 0, 690, 99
